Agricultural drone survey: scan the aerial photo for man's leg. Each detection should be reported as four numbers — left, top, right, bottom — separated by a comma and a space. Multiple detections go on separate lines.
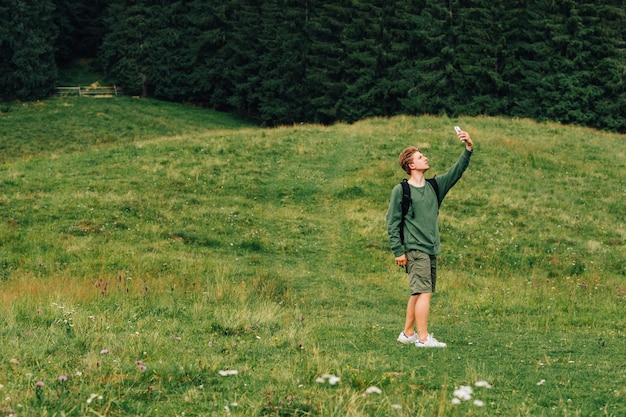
401, 251, 439, 345
414, 292, 432, 342
403, 295, 419, 336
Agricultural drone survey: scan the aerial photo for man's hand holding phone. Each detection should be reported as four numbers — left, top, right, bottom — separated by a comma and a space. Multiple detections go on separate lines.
454, 126, 473, 151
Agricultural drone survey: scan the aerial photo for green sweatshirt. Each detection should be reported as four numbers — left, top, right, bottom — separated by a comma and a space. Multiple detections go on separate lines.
386, 149, 473, 257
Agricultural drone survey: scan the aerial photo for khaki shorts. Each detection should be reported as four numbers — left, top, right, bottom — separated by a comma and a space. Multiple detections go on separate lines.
406, 250, 437, 294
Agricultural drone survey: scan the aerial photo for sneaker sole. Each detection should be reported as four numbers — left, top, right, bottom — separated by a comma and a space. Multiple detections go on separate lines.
415, 343, 446, 348
397, 333, 417, 344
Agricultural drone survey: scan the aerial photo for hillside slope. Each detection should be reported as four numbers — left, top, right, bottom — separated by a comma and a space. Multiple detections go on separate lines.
0, 98, 624, 416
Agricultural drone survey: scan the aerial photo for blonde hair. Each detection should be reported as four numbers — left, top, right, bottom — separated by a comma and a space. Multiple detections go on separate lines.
398, 147, 419, 175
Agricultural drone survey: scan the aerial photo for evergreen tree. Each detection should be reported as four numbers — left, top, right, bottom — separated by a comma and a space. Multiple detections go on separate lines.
255, 0, 309, 125
408, 0, 457, 116
340, 0, 385, 122
498, 0, 551, 119
587, 0, 626, 131
304, 1, 351, 124
499, 0, 625, 130
184, 1, 231, 106
54, 0, 108, 62
99, 0, 160, 97
220, 0, 265, 119
450, 0, 508, 116
540, 0, 603, 125
141, 2, 192, 101
381, 1, 427, 118
340, 0, 422, 121
0, 0, 58, 101
0, 1, 10, 99
545, 0, 626, 130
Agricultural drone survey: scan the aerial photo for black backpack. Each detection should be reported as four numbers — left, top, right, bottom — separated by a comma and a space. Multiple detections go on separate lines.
399, 178, 440, 244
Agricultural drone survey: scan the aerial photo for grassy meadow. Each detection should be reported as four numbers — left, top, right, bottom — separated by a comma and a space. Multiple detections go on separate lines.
0, 96, 625, 416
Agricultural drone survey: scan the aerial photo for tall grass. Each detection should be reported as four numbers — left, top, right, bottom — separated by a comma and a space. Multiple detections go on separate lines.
0, 97, 624, 416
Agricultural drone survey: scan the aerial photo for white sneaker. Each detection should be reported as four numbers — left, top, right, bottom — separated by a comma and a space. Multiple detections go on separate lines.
397, 331, 418, 344
415, 334, 447, 348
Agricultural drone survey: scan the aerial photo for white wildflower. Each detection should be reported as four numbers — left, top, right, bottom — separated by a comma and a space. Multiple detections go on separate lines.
475, 380, 493, 389
317, 373, 340, 385
328, 376, 340, 385
537, 379, 546, 386
453, 386, 473, 401
365, 386, 382, 394
473, 399, 485, 407
218, 370, 239, 377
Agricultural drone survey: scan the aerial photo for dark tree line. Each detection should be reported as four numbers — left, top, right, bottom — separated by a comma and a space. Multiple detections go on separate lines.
0, 0, 624, 131
0, 0, 57, 100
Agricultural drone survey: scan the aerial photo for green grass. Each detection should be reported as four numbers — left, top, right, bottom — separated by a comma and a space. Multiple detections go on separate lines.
0, 97, 625, 416
0, 96, 254, 164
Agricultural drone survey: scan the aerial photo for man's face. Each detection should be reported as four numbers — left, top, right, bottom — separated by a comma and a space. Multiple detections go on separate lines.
410, 151, 430, 172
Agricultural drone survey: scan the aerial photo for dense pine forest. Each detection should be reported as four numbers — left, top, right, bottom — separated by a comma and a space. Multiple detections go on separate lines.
1, 0, 625, 131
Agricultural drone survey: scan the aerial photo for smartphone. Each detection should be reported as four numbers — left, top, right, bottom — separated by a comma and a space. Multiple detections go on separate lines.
454, 126, 466, 142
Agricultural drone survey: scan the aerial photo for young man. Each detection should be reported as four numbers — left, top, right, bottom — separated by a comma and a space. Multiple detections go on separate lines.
386, 128, 474, 347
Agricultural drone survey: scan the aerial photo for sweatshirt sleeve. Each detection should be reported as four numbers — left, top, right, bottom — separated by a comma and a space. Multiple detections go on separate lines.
386, 184, 405, 257
434, 148, 473, 202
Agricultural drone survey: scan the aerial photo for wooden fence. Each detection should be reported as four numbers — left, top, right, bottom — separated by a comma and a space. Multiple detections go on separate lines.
55, 85, 121, 98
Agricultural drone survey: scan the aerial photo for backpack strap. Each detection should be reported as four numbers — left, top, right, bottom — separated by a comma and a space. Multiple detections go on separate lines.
400, 179, 411, 244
